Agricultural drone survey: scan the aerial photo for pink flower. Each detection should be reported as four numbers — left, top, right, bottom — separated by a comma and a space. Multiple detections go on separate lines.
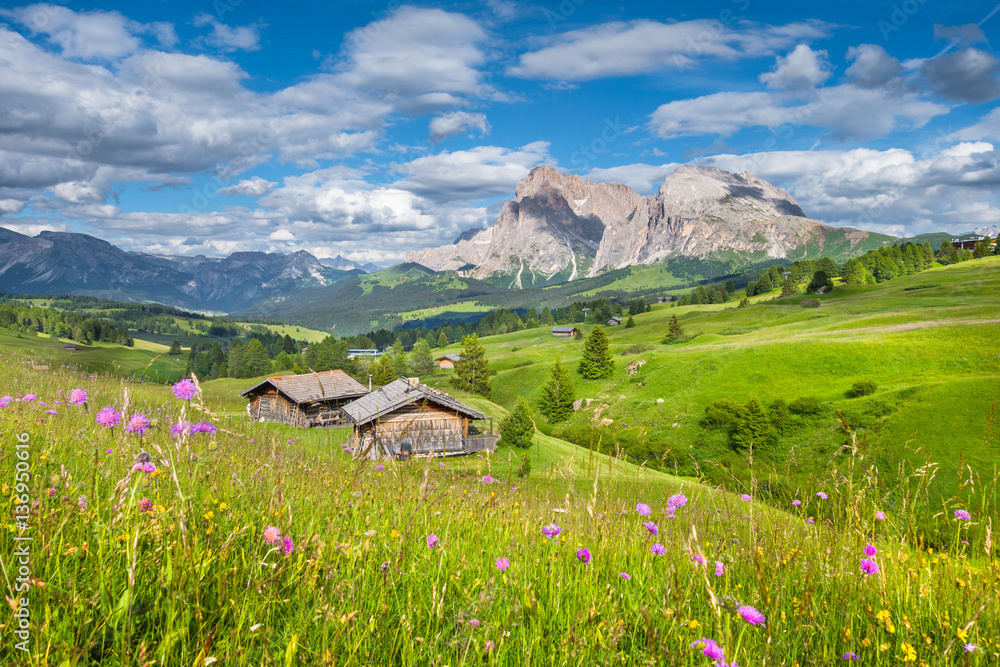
576, 548, 591, 564
714, 561, 725, 577
22, 394, 36, 402
131, 462, 156, 473
374, 464, 385, 471
737, 605, 766, 626
125, 413, 150, 435
667, 493, 688, 508
620, 572, 631, 580
263, 525, 281, 544
96, 406, 122, 428
138, 498, 153, 512
816, 491, 828, 500
191, 421, 216, 434
427, 534, 440, 548
283, 536, 294, 556
45, 409, 58, 415
542, 524, 561, 539
792, 499, 802, 506
482, 475, 494, 484
864, 544, 877, 557
807, 518, 815, 524
860, 558, 879, 575
635, 503, 652, 516
495, 557, 510, 571
171, 421, 191, 438
692, 553, 706, 566
651, 543, 666, 556
172, 379, 197, 401
468, 618, 480, 628
691, 638, 725, 660
642, 521, 658, 536
954, 509, 972, 521
741, 494, 751, 502
484, 640, 494, 652
874, 510, 886, 521
69, 388, 88, 405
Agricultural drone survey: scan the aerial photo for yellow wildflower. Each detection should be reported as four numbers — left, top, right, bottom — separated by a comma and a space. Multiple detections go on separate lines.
688, 619, 699, 630
901, 643, 916, 662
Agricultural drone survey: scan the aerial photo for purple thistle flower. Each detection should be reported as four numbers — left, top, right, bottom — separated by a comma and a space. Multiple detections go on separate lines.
172, 379, 197, 401
96, 406, 122, 428
954, 509, 972, 520
131, 462, 156, 473
667, 493, 688, 508
635, 503, 652, 516
542, 523, 561, 539
737, 605, 766, 626
714, 561, 725, 577
816, 491, 828, 500
171, 421, 192, 438
691, 638, 725, 661
874, 510, 886, 521
125, 413, 150, 435
642, 521, 658, 536
69, 388, 88, 405
495, 557, 510, 571
22, 394, 36, 402
859, 558, 879, 575
427, 534, 440, 548
619, 572, 631, 580
651, 543, 666, 556
576, 548, 591, 564
192, 421, 217, 434
283, 536, 294, 556
864, 544, 878, 557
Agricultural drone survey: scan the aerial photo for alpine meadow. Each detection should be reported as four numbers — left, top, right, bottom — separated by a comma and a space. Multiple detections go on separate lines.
2, 0, 1000, 665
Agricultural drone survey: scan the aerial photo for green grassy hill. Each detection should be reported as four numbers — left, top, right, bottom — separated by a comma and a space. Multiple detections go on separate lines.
425, 257, 1000, 516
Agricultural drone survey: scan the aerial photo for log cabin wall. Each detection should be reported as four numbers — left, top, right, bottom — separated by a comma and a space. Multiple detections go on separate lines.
361, 404, 467, 457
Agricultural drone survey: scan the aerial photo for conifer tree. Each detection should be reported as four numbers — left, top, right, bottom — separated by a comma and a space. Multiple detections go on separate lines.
370, 355, 397, 386
538, 360, 575, 423
666, 315, 685, 342
780, 276, 797, 297
730, 396, 774, 452
168, 340, 182, 356
437, 330, 449, 347
450, 334, 492, 398
625, 315, 636, 328
578, 326, 614, 379
409, 339, 436, 375
500, 397, 535, 449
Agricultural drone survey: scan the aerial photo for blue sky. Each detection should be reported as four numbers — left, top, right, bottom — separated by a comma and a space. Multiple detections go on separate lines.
1, 0, 999, 263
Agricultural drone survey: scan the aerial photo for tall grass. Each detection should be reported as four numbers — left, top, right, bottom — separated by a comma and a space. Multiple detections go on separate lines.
0, 354, 997, 665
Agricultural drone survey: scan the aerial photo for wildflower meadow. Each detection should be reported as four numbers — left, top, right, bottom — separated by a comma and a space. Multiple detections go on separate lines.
0, 354, 997, 665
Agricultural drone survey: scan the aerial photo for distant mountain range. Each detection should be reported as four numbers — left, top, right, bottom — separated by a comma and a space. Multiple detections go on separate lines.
407, 165, 904, 283
0, 227, 364, 313
317, 255, 383, 273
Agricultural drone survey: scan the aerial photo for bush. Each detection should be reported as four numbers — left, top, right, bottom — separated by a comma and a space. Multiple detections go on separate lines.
516, 453, 531, 478
800, 299, 820, 308
789, 396, 826, 416
620, 342, 652, 355
500, 397, 535, 449
848, 380, 878, 398
700, 398, 745, 430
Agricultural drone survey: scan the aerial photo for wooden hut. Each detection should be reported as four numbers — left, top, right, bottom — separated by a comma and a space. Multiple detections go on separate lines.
341, 378, 497, 460
551, 326, 580, 337
435, 353, 461, 369
241, 370, 369, 428
607, 316, 622, 326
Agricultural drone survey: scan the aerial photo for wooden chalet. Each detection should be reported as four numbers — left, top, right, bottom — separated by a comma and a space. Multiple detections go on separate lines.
435, 353, 461, 369
63, 344, 78, 351
241, 370, 369, 428
551, 326, 580, 337
607, 316, 622, 326
341, 378, 497, 460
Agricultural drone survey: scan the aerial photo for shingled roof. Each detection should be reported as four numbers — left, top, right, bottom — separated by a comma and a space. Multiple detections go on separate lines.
240, 370, 369, 405
341, 378, 485, 427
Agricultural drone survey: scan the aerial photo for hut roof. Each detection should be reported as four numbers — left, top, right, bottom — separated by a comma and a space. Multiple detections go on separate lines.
240, 369, 369, 405
341, 378, 485, 427
435, 354, 461, 362
551, 326, 579, 334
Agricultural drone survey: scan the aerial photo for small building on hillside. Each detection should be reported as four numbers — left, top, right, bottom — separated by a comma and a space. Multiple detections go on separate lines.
551, 326, 580, 337
341, 378, 497, 460
347, 348, 385, 359
241, 369, 369, 428
435, 353, 461, 369
607, 316, 622, 326
63, 344, 77, 351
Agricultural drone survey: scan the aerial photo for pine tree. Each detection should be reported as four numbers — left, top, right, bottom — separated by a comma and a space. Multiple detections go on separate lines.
167, 340, 182, 356
409, 338, 436, 375
578, 326, 614, 379
730, 396, 774, 452
450, 334, 492, 398
437, 330, 449, 347
390, 341, 409, 376
780, 276, 797, 297
666, 315, 685, 342
500, 397, 535, 449
370, 355, 397, 386
538, 360, 575, 423
624, 315, 636, 328
807, 270, 834, 294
